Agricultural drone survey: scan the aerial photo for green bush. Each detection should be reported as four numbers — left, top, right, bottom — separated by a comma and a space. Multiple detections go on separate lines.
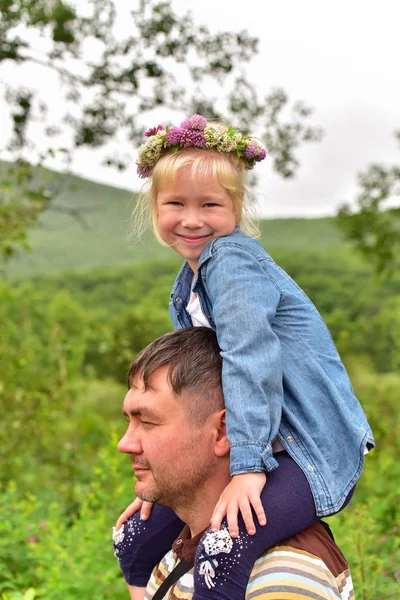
1, 253, 399, 598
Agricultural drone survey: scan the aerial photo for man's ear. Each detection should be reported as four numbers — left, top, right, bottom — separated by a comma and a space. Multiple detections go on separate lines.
214, 409, 230, 457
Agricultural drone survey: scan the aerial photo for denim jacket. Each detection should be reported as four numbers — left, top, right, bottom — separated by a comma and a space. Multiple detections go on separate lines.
169, 228, 375, 516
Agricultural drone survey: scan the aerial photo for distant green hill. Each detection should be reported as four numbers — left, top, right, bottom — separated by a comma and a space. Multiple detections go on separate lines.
3, 170, 350, 278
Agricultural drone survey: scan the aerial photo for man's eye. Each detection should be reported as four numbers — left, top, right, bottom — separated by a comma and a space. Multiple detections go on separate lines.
141, 421, 154, 427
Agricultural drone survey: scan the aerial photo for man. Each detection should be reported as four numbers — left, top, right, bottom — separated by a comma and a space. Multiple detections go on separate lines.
115, 327, 354, 600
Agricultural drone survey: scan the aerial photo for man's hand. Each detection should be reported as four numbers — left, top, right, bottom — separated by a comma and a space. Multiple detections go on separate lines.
210, 472, 267, 537
115, 498, 154, 529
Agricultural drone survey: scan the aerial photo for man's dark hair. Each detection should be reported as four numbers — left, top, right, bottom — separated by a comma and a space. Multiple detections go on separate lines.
128, 327, 224, 424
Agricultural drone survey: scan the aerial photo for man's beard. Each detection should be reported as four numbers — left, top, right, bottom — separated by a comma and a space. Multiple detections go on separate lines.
133, 436, 214, 511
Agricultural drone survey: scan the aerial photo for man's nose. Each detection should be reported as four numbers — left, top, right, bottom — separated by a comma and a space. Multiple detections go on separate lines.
117, 426, 142, 454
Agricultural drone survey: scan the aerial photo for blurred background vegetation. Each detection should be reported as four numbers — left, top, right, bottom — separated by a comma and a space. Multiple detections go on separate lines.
1, 171, 399, 599
1, 1, 399, 599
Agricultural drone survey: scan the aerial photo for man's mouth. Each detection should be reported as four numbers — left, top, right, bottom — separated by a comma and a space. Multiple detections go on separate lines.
131, 457, 150, 472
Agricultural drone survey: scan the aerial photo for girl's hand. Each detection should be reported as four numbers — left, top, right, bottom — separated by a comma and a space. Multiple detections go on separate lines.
115, 498, 154, 529
210, 473, 267, 537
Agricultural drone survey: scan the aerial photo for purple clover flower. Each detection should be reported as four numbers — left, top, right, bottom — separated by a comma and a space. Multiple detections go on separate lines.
137, 164, 153, 178
243, 140, 259, 159
179, 129, 198, 147
180, 119, 192, 129
255, 148, 267, 162
189, 130, 205, 147
178, 129, 205, 147
165, 127, 183, 145
145, 125, 163, 137
188, 114, 207, 130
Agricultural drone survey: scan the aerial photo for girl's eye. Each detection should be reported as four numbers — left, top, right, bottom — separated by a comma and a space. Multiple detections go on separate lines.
167, 201, 182, 206
204, 202, 219, 208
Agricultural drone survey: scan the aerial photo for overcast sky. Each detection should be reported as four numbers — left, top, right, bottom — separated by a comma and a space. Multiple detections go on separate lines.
1, 0, 399, 217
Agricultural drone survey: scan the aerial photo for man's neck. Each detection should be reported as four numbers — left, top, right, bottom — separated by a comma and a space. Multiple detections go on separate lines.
174, 473, 231, 537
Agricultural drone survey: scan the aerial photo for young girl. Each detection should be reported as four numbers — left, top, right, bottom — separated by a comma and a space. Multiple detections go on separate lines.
113, 114, 374, 600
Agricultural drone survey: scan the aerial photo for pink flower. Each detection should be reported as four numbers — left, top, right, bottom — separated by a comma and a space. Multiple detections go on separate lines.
137, 164, 153, 178
39, 520, 47, 528
190, 130, 205, 147
145, 125, 163, 137
165, 127, 183, 145
180, 119, 192, 129
188, 114, 207, 130
255, 148, 267, 162
179, 129, 200, 147
27, 536, 38, 544
243, 140, 259, 158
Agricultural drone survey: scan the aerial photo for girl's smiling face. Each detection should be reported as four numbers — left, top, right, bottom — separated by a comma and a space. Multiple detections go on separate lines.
156, 166, 237, 272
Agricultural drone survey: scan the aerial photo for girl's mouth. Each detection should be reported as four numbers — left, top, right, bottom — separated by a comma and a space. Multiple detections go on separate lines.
177, 234, 211, 244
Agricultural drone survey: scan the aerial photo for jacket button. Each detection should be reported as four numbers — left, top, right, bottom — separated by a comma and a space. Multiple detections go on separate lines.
176, 297, 182, 303
307, 465, 314, 472
287, 435, 294, 442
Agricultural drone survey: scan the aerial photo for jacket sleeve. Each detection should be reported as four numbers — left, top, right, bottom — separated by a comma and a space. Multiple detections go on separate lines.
203, 243, 283, 475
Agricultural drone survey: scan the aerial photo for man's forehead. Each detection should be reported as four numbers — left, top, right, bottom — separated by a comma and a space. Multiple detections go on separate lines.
130, 364, 172, 392
123, 368, 180, 413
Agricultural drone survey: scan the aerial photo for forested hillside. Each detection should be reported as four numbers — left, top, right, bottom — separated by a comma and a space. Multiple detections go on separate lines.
2, 170, 350, 278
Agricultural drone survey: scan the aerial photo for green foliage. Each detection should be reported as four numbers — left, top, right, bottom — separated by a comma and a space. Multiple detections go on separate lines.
0, 161, 51, 258
336, 132, 400, 278
1, 246, 399, 598
0, 438, 133, 600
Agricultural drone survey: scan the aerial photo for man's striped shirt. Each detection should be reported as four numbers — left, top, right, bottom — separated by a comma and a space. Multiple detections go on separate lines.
144, 522, 354, 600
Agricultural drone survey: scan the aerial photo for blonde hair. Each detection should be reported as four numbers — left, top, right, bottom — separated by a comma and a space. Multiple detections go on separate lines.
131, 146, 260, 244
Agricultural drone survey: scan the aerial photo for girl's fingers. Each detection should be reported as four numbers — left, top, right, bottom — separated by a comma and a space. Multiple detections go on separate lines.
115, 498, 143, 529
239, 500, 256, 535
226, 504, 240, 538
140, 501, 154, 520
250, 496, 267, 526
210, 502, 227, 532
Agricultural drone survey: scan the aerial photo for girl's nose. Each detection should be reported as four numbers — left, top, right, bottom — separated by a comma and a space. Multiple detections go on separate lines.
181, 208, 203, 229
118, 426, 142, 454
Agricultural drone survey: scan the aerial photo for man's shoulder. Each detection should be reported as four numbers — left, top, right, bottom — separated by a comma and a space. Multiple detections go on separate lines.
144, 522, 354, 600
248, 522, 354, 600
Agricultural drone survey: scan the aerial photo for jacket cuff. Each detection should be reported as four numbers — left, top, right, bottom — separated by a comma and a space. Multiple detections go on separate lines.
229, 442, 279, 475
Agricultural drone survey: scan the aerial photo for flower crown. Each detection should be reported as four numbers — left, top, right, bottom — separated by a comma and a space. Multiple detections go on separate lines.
136, 114, 267, 178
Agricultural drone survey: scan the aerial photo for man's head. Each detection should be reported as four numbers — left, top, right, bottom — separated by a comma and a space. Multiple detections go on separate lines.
118, 327, 230, 513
